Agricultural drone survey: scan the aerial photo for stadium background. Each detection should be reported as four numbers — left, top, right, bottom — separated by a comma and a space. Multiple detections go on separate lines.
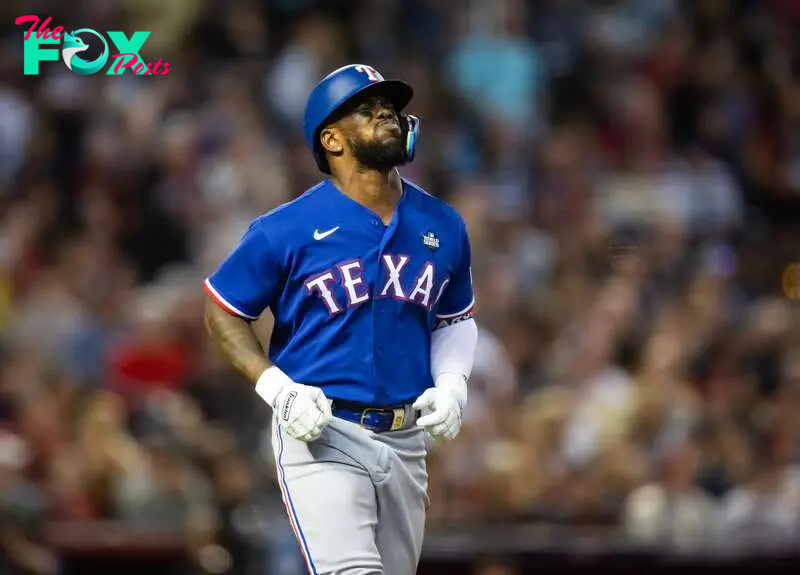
1, 0, 799, 573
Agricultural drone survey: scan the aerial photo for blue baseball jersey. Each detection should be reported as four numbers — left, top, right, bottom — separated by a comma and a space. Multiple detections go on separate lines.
204, 179, 474, 407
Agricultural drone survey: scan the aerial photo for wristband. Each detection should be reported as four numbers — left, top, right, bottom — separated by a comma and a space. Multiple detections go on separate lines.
435, 372, 468, 409
255, 366, 294, 408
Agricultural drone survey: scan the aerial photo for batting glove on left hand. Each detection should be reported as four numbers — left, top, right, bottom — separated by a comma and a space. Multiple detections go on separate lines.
412, 373, 467, 441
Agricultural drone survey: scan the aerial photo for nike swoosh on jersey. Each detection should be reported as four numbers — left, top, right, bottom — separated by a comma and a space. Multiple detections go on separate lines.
313, 226, 340, 240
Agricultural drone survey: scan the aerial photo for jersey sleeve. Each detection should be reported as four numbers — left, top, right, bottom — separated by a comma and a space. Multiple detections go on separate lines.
434, 221, 475, 328
203, 220, 282, 320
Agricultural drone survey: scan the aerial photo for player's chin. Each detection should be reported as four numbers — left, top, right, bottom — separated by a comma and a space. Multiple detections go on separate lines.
377, 134, 404, 155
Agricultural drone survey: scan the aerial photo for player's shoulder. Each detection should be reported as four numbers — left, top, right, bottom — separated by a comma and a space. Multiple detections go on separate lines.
402, 179, 466, 233
247, 181, 329, 233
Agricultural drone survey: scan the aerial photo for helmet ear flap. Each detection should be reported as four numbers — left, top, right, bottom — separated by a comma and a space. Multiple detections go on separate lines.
400, 114, 420, 164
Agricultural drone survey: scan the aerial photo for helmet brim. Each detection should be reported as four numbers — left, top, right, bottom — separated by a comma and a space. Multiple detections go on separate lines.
321, 79, 413, 127
356, 79, 414, 114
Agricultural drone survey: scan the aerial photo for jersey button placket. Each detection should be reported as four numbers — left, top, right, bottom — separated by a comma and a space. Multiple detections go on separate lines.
369, 218, 385, 403
372, 207, 400, 404
373, 225, 390, 403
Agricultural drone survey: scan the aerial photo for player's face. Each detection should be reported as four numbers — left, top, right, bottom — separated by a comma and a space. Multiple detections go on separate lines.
338, 95, 406, 172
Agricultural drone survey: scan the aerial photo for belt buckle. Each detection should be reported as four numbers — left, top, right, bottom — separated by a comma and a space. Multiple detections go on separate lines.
358, 407, 405, 432
359, 408, 383, 429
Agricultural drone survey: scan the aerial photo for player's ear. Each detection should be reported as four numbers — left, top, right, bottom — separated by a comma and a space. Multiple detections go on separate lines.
319, 126, 344, 156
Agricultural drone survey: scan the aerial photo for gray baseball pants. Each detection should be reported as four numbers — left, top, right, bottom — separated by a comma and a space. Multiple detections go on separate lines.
270, 414, 429, 574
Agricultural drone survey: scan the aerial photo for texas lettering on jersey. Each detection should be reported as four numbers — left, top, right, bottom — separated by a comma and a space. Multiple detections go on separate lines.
204, 179, 474, 405
305, 255, 448, 316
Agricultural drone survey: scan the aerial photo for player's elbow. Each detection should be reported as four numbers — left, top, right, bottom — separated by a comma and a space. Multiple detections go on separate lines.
203, 296, 244, 338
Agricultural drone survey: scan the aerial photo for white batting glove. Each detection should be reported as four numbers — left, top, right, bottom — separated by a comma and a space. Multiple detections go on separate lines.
256, 366, 332, 442
412, 373, 467, 441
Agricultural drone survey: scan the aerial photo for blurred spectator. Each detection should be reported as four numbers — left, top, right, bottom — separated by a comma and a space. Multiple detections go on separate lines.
0, 430, 57, 575
471, 556, 521, 575
720, 437, 800, 548
623, 437, 720, 550
447, 0, 546, 137
116, 438, 216, 542
209, 450, 272, 575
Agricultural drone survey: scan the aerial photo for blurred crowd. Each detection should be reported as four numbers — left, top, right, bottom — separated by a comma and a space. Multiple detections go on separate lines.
0, 0, 799, 573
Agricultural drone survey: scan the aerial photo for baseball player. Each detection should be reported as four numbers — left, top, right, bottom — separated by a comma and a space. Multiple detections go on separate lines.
203, 64, 478, 574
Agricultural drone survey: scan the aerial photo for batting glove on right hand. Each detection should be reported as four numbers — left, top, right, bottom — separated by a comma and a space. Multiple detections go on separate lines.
256, 366, 332, 442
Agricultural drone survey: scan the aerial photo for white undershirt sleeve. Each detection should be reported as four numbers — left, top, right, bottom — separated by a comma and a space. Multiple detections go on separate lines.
430, 317, 478, 381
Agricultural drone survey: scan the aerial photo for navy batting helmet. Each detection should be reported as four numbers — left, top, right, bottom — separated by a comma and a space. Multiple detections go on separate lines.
303, 64, 420, 174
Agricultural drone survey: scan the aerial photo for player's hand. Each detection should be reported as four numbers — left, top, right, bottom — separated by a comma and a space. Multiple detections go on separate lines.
412, 373, 467, 441
256, 367, 332, 442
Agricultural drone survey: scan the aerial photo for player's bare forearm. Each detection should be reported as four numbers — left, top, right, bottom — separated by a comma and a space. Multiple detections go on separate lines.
203, 298, 271, 383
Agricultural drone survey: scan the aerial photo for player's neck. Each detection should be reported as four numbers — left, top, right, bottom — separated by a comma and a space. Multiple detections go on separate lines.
333, 167, 402, 223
